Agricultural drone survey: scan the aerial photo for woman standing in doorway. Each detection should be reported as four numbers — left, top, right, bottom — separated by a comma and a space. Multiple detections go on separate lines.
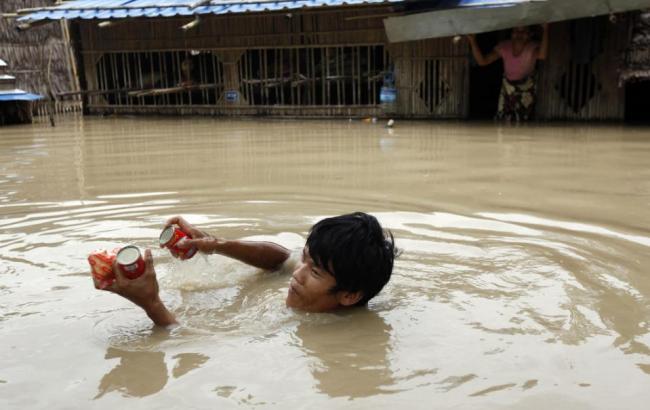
468, 24, 549, 121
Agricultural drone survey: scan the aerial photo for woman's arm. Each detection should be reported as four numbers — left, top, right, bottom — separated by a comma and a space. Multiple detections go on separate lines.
537, 23, 550, 60
468, 34, 501, 66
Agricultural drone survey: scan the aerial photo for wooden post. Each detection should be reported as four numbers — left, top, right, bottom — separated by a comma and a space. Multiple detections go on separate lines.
46, 48, 55, 126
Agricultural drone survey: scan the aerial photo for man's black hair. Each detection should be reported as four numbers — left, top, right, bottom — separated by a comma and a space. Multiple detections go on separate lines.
306, 212, 397, 306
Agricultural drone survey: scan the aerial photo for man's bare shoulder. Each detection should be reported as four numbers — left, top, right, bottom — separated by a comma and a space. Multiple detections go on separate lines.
277, 248, 301, 274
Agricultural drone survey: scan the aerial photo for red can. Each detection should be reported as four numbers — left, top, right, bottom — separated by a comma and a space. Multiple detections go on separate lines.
116, 245, 146, 279
159, 226, 197, 259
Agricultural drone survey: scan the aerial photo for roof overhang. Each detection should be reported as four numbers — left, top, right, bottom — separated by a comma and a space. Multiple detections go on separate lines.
384, 0, 650, 42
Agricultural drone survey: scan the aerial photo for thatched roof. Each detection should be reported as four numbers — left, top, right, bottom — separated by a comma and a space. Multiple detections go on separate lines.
1, 1, 77, 97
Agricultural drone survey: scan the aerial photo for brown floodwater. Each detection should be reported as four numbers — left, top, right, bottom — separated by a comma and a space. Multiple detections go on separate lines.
0, 116, 649, 409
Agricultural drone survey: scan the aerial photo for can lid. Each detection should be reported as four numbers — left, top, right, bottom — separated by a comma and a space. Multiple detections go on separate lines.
159, 226, 174, 245
117, 246, 141, 265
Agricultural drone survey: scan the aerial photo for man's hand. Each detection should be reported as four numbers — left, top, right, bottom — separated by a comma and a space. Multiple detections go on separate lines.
93, 249, 177, 326
164, 215, 218, 259
96, 249, 160, 310
164, 216, 209, 240
175, 235, 220, 258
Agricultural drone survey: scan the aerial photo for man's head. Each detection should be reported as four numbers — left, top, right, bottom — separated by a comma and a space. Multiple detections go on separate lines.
286, 212, 396, 312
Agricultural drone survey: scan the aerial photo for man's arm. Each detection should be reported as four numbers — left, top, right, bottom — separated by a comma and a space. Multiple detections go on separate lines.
93, 249, 177, 327
207, 239, 291, 271
142, 299, 177, 327
165, 216, 291, 271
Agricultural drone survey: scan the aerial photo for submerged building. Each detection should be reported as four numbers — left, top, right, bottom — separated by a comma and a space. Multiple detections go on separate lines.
11, 0, 650, 121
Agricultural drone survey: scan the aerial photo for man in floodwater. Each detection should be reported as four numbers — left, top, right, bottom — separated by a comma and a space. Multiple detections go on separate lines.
93, 212, 397, 326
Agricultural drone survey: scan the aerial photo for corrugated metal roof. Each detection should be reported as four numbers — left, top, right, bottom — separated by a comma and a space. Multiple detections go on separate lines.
18, 0, 404, 22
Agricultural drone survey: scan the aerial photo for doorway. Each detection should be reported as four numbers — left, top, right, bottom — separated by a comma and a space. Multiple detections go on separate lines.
468, 31, 504, 119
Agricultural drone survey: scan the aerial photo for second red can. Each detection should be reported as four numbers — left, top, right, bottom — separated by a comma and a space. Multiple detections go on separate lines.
116, 245, 146, 279
159, 226, 197, 259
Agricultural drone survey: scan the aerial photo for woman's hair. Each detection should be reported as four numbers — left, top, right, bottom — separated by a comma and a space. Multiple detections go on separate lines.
512, 25, 545, 41
306, 212, 398, 306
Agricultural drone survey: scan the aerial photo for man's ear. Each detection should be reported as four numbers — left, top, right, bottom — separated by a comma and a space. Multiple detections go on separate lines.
337, 291, 363, 307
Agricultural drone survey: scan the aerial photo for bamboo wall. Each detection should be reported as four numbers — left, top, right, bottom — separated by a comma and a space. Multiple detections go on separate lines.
389, 38, 469, 118
620, 9, 650, 84
536, 17, 629, 120
77, 8, 389, 52
0, 0, 81, 114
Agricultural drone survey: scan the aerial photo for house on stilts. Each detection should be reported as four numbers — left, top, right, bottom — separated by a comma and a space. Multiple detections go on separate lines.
10, 0, 650, 121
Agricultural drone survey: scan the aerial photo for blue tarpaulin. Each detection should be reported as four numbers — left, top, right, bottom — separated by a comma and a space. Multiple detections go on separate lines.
0, 92, 43, 102
18, 0, 404, 21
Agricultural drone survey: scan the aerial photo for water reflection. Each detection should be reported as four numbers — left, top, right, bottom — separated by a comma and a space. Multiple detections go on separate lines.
295, 309, 394, 398
172, 352, 210, 378
95, 348, 168, 398
95, 347, 209, 398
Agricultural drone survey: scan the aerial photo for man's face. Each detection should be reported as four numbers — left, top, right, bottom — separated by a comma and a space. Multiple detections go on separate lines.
285, 247, 342, 312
